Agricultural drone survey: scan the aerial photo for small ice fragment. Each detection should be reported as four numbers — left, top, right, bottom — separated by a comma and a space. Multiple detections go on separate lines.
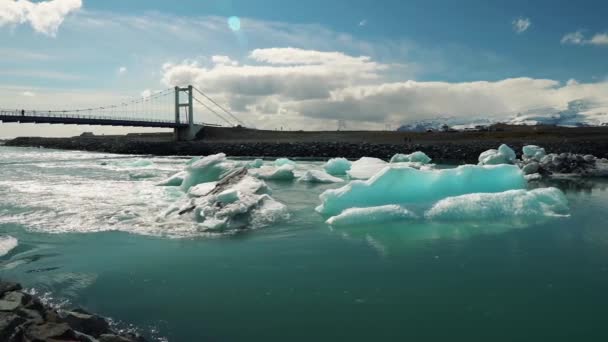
326, 205, 416, 226
157, 171, 187, 186
425, 187, 569, 220
478, 144, 517, 165
299, 170, 343, 183
522, 145, 546, 161
247, 159, 264, 169
181, 153, 237, 191
274, 158, 296, 167
324, 158, 352, 176
390, 151, 431, 164
217, 189, 239, 204
252, 165, 295, 181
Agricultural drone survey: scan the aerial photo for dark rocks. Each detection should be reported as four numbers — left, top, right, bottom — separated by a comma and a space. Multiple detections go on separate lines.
0, 279, 147, 342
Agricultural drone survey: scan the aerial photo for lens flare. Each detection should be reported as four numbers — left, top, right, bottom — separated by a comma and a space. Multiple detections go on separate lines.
228, 16, 241, 31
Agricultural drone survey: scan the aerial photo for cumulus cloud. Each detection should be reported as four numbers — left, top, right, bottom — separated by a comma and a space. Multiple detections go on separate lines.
162, 47, 388, 101
512, 17, 531, 34
118, 66, 127, 75
21, 91, 35, 97
160, 48, 608, 129
0, 0, 82, 36
561, 30, 608, 46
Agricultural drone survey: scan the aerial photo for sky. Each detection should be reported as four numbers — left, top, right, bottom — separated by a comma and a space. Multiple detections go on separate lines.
0, 0, 607, 137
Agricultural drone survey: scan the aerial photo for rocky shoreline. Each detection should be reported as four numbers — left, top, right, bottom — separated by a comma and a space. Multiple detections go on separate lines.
6, 136, 608, 164
0, 280, 147, 342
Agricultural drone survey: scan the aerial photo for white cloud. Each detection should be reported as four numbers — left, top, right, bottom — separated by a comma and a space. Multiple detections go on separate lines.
160, 48, 608, 129
512, 17, 531, 34
140, 89, 152, 98
211, 55, 238, 66
118, 66, 127, 75
0, 0, 82, 37
22, 91, 35, 97
359, 19, 367, 27
561, 30, 608, 46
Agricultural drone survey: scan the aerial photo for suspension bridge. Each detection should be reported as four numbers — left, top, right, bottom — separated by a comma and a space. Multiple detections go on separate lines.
0, 86, 246, 140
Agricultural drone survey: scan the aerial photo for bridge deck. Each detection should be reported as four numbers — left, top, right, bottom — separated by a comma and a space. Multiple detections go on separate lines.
0, 113, 190, 128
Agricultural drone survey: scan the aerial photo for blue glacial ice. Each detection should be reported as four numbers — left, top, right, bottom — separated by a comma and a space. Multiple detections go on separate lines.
522, 145, 547, 161
390, 151, 432, 164
246, 158, 264, 169
425, 187, 569, 220
478, 144, 517, 165
299, 170, 344, 183
157, 171, 187, 186
274, 158, 296, 167
180, 153, 237, 191
324, 158, 352, 176
326, 205, 416, 226
317, 164, 527, 215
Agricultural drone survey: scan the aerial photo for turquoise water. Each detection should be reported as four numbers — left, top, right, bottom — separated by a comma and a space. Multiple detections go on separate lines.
2, 146, 608, 341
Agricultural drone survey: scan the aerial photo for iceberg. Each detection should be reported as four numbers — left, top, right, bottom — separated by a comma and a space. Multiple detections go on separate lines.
251, 164, 295, 181
166, 168, 288, 232
478, 144, 517, 165
324, 158, 352, 176
299, 170, 344, 183
157, 171, 187, 187
274, 158, 296, 167
522, 145, 546, 161
347, 157, 388, 179
180, 153, 238, 191
188, 181, 218, 197
326, 205, 416, 226
426, 188, 569, 220
246, 159, 264, 169
0, 236, 18, 257
390, 151, 432, 164
317, 164, 526, 215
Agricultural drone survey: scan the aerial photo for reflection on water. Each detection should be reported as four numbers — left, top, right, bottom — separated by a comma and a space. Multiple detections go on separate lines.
530, 177, 608, 194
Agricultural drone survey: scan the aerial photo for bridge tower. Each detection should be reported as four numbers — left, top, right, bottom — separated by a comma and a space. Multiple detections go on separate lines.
174, 85, 203, 141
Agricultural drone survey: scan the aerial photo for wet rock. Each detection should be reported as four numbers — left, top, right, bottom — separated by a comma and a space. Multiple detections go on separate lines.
0, 282, 22, 296
0, 292, 26, 312
64, 308, 111, 338
24, 322, 78, 341
0, 312, 26, 341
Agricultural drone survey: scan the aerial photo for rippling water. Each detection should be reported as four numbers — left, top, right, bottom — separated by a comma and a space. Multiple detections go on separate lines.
2, 146, 608, 341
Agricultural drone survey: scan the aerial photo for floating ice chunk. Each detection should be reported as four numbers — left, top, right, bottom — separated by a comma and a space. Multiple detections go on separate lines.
181, 153, 238, 191
347, 157, 388, 179
522, 145, 546, 161
478, 144, 517, 165
274, 158, 296, 167
525, 173, 542, 181
521, 162, 540, 175
324, 158, 352, 176
0, 236, 18, 257
326, 205, 416, 226
246, 159, 264, 169
390, 151, 431, 164
299, 170, 344, 183
188, 182, 218, 197
157, 171, 187, 186
317, 164, 526, 215
425, 188, 569, 221
251, 164, 295, 181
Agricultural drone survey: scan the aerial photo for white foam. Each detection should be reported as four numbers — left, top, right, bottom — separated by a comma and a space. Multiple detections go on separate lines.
0, 236, 18, 257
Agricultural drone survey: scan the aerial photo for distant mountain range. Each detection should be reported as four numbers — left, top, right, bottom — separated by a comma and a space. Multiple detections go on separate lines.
397, 100, 608, 132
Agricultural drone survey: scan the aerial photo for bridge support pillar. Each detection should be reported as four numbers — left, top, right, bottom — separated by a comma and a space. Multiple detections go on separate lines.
175, 124, 204, 141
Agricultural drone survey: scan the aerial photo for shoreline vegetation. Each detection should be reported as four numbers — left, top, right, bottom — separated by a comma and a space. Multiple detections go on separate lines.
0, 280, 147, 341
5, 125, 608, 163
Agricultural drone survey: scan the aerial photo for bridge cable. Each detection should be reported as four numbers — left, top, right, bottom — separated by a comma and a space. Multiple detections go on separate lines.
191, 97, 234, 127
192, 87, 247, 127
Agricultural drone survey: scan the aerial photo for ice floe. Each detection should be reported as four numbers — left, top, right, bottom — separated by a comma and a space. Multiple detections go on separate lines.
318, 164, 527, 216
390, 151, 431, 164
346, 157, 388, 180
274, 158, 296, 167
180, 153, 238, 191
426, 188, 569, 220
251, 164, 296, 181
324, 158, 352, 176
157, 171, 187, 187
478, 144, 517, 165
299, 170, 343, 184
